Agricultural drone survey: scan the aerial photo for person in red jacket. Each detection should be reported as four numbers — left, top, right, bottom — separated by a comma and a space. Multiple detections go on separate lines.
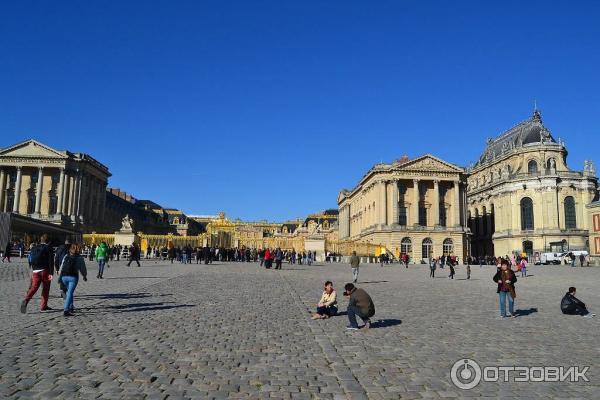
264, 248, 272, 269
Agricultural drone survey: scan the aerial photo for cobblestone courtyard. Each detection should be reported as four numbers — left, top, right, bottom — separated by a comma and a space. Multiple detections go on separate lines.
1, 259, 599, 399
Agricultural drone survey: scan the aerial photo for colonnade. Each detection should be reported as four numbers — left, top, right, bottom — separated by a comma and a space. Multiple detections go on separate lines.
339, 178, 464, 239
0, 165, 106, 224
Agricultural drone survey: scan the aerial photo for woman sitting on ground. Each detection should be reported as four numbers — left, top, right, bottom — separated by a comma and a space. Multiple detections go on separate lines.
312, 281, 337, 319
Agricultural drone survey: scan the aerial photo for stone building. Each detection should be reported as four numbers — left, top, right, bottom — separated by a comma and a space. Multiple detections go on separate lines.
0, 140, 110, 232
586, 201, 600, 266
338, 155, 469, 262
467, 110, 598, 258
104, 189, 173, 234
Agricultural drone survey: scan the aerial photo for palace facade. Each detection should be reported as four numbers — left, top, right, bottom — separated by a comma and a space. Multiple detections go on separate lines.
337, 155, 469, 261
588, 201, 600, 266
467, 110, 598, 257
0, 140, 110, 232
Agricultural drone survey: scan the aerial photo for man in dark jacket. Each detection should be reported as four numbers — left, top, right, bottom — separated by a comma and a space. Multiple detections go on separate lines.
21, 234, 54, 313
344, 283, 375, 330
127, 243, 141, 267
561, 287, 595, 317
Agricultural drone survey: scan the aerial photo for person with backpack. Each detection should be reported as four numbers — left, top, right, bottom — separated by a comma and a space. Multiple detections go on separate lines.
95, 241, 109, 279
58, 244, 87, 317
21, 234, 54, 313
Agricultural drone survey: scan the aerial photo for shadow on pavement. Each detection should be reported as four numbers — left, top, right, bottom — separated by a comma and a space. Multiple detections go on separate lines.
102, 276, 163, 279
516, 307, 538, 316
370, 319, 402, 328
77, 292, 168, 299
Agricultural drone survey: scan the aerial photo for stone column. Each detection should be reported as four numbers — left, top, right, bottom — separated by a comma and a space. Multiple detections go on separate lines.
392, 180, 399, 225
433, 180, 440, 226
56, 168, 66, 216
412, 179, 420, 225
454, 180, 461, 227
13, 167, 22, 213
380, 180, 387, 225
0, 168, 5, 212
34, 167, 44, 214
72, 171, 82, 219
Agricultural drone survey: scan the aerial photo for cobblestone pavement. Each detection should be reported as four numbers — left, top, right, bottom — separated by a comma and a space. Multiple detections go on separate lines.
1, 259, 599, 399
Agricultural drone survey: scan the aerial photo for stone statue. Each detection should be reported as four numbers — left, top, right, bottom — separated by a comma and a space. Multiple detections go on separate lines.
550, 158, 556, 171
120, 214, 134, 232
590, 161, 596, 175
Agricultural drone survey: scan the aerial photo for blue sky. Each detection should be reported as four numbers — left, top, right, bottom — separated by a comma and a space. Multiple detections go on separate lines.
1, 1, 599, 221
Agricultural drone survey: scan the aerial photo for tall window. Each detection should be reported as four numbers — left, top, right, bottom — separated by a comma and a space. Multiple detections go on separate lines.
564, 196, 577, 229
401, 237, 412, 255
6, 194, 14, 212
439, 205, 447, 227
520, 197, 534, 230
422, 238, 433, 259
419, 206, 427, 226
48, 193, 58, 215
27, 192, 36, 214
443, 238, 454, 255
528, 160, 538, 175
398, 206, 407, 225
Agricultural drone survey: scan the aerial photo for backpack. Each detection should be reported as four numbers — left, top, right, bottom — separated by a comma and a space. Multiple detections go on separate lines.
29, 244, 48, 268
61, 255, 79, 277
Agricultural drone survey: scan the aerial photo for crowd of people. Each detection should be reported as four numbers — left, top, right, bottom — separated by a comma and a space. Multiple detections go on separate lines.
10, 232, 596, 323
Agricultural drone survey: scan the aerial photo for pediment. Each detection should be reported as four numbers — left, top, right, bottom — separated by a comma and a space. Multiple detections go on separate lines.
337, 190, 350, 204
0, 140, 68, 159
396, 154, 464, 173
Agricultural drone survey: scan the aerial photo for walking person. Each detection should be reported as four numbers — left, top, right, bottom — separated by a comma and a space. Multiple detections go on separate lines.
2, 241, 12, 262
466, 264, 471, 280
21, 234, 54, 313
493, 259, 517, 318
343, 283, 375, 331
57, 244, 87, 317
350, 251, 360, 283
519, 257, 528, 277
448, 262, 455, 279
95, 241, 109, 279
127, 243, 141, 267
275, 247, 283, 269
429, 257, 437, 278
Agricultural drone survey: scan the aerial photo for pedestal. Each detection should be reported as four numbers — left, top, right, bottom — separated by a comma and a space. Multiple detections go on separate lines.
114, 231, 139, 247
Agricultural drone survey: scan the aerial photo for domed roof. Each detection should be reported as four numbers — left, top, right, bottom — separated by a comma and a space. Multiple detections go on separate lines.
475, 109, 556, 167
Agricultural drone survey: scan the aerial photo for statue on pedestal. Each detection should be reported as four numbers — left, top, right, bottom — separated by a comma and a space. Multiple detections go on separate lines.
120, 214, 134, 233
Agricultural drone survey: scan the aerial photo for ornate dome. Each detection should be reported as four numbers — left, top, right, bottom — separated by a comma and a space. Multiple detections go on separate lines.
475, 109, 557, 166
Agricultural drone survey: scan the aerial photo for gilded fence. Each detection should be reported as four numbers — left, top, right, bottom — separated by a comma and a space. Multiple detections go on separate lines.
325, 240, 384, 257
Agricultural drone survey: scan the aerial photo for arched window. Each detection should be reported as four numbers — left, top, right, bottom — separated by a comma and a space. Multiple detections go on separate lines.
422, 238, 433, 259
401, 237, 412, 255
528, 160, 538, 175
520, 197, 534, 230
564, 196, 577, 229
443, 238, 454, 255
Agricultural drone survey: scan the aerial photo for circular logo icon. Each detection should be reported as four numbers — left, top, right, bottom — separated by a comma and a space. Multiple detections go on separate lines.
450, 358, 482, 390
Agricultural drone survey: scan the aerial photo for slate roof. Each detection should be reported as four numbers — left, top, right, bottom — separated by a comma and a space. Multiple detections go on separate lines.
475, 109, 557, 167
